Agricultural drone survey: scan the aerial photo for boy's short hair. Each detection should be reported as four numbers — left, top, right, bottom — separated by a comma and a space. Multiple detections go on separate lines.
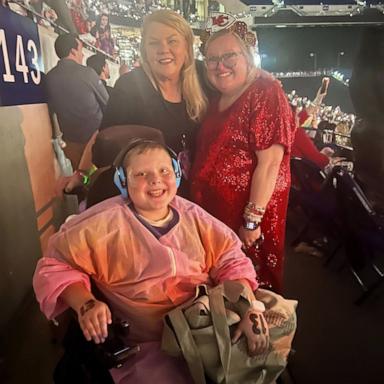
122, 141, 169, 170
86, 54, 106, 76
54, 33, 80, 59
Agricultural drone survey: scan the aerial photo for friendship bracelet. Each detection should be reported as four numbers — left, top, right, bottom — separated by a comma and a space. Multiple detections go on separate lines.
245, 202, 266, 215
75, 165, 98, 186
243, 213, 263, 223
74, 170, 89, 186
244, 208, 265, 218
87, 164, 98, 178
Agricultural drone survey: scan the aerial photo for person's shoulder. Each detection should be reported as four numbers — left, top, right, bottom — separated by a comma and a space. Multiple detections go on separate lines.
171, 196, 232, 230
115, 67, 147, 88
251, 75, 281, 93
62, 196, 127, 229
49, 60, 90, 79
46, 60, 66, 77
87, 195, 126, 212
45, 61, 70, 87
46, 64, 56, 77
171, 196, 212, 221
79, 64, 100, 80
171, 195, 199, 211
247, 74, 286, 105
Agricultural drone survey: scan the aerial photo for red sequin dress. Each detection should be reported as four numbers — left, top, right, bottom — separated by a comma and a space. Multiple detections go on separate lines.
190, 78, 296, 292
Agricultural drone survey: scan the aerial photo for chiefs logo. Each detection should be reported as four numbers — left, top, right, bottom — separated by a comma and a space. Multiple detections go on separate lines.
212, 15, 229, 27
206, 12, 236, 32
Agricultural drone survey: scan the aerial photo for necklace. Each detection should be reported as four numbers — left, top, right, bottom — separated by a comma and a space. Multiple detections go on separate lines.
146, 67, 192, 152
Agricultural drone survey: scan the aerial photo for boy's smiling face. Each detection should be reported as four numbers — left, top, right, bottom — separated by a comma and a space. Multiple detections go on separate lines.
126, 148, 177, 221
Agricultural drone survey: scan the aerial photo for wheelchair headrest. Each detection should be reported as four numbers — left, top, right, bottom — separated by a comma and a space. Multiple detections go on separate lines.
92, 125, 165, 168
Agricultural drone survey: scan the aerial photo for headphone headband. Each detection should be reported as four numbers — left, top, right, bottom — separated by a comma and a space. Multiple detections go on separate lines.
113, 138, 162, 170
113, 138, 182, 198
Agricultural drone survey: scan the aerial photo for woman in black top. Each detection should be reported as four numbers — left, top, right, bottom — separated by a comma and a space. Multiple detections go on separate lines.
101, 10, 207, 155
63, 10, 208, 196
100, 66, 197, 156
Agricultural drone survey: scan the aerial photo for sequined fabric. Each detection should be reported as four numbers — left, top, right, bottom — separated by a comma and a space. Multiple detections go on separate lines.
190, 78, 296, 292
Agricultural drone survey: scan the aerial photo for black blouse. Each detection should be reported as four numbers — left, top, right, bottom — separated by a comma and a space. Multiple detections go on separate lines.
100, 68, 199, 155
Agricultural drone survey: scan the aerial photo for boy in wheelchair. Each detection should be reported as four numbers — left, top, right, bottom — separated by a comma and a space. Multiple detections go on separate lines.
33, 139, 271, 383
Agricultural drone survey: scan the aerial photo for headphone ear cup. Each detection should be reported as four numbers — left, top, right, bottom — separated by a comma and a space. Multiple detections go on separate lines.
172, 158, 182, 188
114, 167, 128, 199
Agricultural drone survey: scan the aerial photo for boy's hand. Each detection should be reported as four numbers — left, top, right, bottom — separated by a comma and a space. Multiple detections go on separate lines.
232, 309, 269, 356
239, 226, 262, 250
77, 299, 112, 344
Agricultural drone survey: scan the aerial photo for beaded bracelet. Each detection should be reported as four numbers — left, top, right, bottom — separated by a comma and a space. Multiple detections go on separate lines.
245, 202, 266, 216
243, 212, 263, 223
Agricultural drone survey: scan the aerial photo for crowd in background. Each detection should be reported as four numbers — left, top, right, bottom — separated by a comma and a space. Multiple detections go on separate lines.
6, 0, 186, 66
287, 89, 354, 149
8, 0, 207, 64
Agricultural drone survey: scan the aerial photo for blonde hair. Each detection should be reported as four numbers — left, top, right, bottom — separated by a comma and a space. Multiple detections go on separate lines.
140, 10, 207, 122
204, 29, 258, 85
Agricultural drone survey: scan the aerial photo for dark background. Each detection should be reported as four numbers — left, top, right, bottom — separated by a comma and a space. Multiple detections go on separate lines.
257, 26, 363, 72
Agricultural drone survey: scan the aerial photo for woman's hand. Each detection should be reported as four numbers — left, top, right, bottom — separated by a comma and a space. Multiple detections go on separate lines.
76, 299, 112, 344
44, 9, 58, 22
320, 146, 335, 157
329, 156, 347, 167
238, 226, 262, 250
232, 309, 269, 356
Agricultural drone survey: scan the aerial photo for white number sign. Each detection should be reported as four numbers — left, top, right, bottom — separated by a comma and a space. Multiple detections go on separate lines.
0, 29, 41, 85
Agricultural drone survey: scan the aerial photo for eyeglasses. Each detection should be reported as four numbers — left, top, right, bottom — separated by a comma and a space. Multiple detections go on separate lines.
205, 51, 244, 70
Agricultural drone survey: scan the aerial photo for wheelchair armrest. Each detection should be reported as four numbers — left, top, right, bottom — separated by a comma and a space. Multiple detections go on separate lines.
95, 320, 140, 369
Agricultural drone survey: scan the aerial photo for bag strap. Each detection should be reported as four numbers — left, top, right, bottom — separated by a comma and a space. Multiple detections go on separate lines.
167, 307, 207, 384
208, 285, 232, 382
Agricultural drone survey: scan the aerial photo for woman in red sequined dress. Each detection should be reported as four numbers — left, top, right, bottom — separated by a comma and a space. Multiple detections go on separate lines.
190, 29, 296, 292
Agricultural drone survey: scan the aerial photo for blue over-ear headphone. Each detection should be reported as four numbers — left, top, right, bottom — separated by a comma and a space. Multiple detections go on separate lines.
113, 139, 182, 199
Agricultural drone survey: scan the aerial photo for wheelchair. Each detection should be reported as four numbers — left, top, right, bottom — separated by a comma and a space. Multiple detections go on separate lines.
54, 125, 164, 383
53, 125, 296, 383
53, 313, 138, 384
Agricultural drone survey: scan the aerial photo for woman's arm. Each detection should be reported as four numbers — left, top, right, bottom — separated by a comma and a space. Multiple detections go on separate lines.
293, 127, 330, 169
250, 144, 284, 205
60, 131, 98, 193
239, 144, 284, 247
305, 80, 328, 116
